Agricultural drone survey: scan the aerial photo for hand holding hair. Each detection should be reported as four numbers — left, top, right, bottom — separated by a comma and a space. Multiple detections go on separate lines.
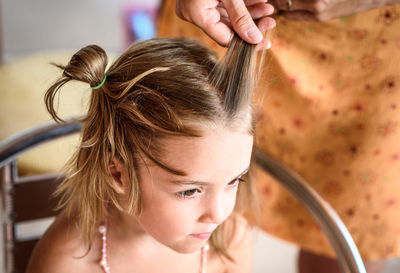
270, 0, 400, 21
175, 0, 276, 49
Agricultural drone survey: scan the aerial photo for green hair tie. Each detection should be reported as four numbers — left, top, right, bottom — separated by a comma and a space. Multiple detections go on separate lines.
91, 74, 107, 90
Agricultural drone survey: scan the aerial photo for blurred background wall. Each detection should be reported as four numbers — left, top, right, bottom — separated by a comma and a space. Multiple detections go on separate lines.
1, 0, 160, 62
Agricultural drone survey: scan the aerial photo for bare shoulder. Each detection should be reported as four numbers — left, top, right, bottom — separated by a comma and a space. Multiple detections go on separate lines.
26, 211, 101, 273
223, 214, 254, 273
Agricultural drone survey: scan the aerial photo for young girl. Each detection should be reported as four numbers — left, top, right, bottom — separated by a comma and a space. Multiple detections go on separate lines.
26, 36, 260, 273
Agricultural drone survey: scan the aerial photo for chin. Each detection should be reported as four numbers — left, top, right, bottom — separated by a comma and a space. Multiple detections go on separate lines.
169, 241, 206, 254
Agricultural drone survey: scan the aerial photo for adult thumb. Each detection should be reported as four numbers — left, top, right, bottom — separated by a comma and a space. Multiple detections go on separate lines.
222, 0, 263, 44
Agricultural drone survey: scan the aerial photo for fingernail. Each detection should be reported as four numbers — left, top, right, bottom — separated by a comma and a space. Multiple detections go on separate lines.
247, 27, 263, 43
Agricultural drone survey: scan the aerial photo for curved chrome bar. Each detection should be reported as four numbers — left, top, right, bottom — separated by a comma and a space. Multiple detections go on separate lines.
254, 149, 366, 273
0, 119, 82, 169
0, 120, 366, 273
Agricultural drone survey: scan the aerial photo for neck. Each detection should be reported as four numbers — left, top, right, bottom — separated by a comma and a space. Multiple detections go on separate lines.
98, 211, 209, 273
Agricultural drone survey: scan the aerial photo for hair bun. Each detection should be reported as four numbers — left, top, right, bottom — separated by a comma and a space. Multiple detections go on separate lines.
63, 45, 108, 88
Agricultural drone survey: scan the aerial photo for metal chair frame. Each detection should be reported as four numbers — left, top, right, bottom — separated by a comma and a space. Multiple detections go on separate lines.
0, 119, 366, 273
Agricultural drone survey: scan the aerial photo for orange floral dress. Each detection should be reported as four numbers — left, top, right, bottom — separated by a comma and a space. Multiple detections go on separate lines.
158, 1, 400, 260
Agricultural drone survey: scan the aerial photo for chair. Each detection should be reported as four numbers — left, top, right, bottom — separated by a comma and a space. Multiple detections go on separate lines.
0, 120, 81, 273
1, 165, 61, 273
0, 120, 366, 273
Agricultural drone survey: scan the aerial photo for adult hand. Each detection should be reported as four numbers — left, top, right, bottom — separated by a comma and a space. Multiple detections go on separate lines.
175, 0, 276, 48
270, 0, 400, 21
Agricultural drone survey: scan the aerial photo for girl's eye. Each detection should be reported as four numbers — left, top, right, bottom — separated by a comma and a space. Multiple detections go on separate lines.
228, 177, 245, 187
176, 188, 201, 199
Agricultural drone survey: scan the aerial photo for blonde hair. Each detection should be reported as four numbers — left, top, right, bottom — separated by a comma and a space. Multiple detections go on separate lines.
45, 36, 260, 259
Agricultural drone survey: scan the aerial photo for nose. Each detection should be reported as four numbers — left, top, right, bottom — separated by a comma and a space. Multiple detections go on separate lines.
200, 192, 235, 225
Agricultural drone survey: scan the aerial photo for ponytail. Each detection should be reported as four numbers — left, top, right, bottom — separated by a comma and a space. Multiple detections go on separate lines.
45, 45, 108, 122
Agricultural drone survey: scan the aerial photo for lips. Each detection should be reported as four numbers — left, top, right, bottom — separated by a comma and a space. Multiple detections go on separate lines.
189, 232, 212, 239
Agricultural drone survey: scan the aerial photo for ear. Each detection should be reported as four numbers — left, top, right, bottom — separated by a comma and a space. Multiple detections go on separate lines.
108, 157, 129, 195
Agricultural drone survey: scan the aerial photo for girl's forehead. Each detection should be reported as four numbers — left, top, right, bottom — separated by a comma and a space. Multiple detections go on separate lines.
140, 128, 253, 183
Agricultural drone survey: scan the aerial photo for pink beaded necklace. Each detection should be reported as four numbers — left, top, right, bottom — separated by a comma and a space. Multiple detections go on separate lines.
98, 221, 209, 273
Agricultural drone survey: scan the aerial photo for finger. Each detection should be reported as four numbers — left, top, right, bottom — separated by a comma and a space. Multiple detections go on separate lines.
244, 0, 271, 5
256, 38, 272, 51
247, 3, 275, 18
258, 16, 276, 32
222, 0, 263, 44
217, 6, 229, 18
218, 3, 275, 20
217, 0, 270, 8
187, 3, 233, 46
202, 20, 235, 46
219, 10, 276, 30
254, 17, 276, 50
255, 16, 276, 50
220, 15, 232, 27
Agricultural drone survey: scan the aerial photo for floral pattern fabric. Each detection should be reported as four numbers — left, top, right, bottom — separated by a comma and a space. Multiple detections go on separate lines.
158, 1, 400, 260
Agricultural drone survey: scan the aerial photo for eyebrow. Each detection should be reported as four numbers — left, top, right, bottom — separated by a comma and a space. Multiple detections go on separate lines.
169, 167, 249, 186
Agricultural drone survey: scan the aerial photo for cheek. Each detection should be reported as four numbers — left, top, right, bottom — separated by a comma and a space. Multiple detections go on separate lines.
140, 193, 197, 236
226, 190, 238, 215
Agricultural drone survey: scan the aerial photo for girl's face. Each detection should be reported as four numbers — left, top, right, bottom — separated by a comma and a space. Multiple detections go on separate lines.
134, 127, 253, 254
